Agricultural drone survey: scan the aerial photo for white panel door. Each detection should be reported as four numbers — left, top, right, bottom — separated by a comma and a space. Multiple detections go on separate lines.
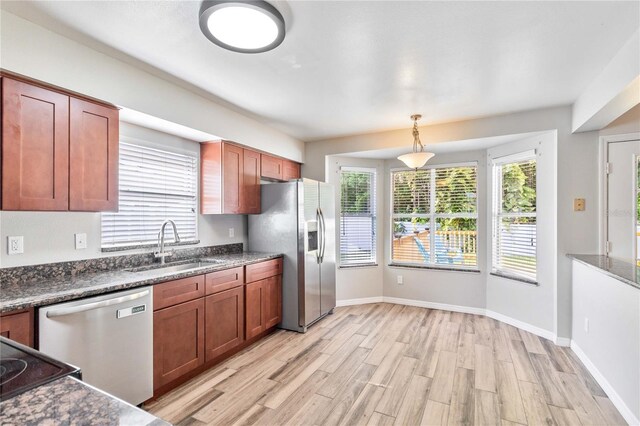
607, 140, 640, 262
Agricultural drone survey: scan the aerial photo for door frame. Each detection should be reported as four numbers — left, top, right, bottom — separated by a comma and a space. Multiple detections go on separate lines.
599, 132, 640, 257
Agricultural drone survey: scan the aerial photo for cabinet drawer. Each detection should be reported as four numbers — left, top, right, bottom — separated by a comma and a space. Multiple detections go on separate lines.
154, 275, 205, 310
205, 267, 244, 295
245, 258, 283, 283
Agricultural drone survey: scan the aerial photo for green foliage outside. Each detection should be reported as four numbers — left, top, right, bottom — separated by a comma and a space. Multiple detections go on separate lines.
501, 161, 536, 215
341, 172, 373, 214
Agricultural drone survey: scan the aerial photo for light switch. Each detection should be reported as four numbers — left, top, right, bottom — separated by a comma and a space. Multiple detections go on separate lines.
75, 233, 87, 250
8, 236, 24, 255
397, 275, 403, 285
573, 198, 585, 212
228, 228, 235, 238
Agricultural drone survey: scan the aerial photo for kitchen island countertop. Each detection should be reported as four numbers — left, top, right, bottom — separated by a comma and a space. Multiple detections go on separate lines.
567, 254, 640, 290
0, 375, 170, 425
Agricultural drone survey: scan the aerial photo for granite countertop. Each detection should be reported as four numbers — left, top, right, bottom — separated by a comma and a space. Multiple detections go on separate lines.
0, 251, 282, 313
0, 376, 169, 426
568, 254, 640, 290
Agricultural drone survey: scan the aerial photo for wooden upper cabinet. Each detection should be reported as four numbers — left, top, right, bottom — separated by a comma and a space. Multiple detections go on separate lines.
2, 78, 70, 211
261, 154, 283, 180
282, 160, 301, 181
69, 98, 119, 211
200, 141, 261, 214
243, 148, 261, 214
222, 143, 244, 214
1, 75, 119, 212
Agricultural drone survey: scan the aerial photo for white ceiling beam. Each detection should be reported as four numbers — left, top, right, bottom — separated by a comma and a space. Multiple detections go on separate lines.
572, 29, 640, 133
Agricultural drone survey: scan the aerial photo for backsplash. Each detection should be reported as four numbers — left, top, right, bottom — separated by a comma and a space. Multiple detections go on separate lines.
0, 243, 243, 284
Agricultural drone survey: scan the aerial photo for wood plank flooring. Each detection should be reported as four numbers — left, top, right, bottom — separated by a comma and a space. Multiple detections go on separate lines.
145, 303, 627, 425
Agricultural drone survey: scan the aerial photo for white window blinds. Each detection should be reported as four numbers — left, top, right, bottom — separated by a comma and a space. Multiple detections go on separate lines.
492, 152, 537, 281
101, 143, 198, 247
392, 164, 478, 268
340, 167, 376, 266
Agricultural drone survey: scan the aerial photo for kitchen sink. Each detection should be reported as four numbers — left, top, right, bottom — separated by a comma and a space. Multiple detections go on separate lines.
126, 259, 226, 273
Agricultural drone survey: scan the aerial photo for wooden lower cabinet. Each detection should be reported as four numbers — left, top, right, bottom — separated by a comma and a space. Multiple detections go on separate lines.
246, 275, 282, 339
264, 275, 282, 329
205, 286, 244, 361
153, 298, 205, 389
0, 310, 34, 347
245, 280, 266, 339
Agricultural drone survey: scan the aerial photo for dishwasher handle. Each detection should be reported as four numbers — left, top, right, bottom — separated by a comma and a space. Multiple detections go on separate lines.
46, 289, 150, 318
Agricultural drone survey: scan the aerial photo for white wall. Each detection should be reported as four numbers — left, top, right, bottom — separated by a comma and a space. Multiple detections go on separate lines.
0, 123, 246, 268
326, 157, 384, 302
571, 261, 640, 425
486, 132, 557, 334
304, 105, 601, 339
0, 11, 304, 162
600, 103, 640, 136
383, 150, 488, 310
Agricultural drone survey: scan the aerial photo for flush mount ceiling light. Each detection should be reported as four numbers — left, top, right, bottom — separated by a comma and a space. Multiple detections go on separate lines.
397, 114, 435, 169
199, 1, 285, 53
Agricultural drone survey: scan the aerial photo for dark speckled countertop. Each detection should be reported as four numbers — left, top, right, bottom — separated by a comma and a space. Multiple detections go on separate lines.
568, 254, 640, 290
0, 251, 282, 313
0, 376, 169, 425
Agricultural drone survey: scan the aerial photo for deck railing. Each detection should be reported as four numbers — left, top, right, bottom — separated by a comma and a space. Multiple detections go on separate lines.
392, 229, 478, 263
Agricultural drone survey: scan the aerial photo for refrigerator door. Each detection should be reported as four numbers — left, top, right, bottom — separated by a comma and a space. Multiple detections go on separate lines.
301, 179, 322, 328
319, 182, 336, 316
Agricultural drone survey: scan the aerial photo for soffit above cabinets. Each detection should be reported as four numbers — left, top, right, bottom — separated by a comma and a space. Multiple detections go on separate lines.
2, 1, 638, 141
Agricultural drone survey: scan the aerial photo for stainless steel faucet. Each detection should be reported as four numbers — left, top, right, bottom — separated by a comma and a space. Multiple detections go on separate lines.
155, 220, 181, 264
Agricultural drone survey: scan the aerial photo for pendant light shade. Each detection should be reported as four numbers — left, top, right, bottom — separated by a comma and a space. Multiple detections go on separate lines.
397, 114, 435, 169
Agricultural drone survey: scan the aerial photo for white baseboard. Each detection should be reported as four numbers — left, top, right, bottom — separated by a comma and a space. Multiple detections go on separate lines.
554, 336, 571, 347
570, 341, 640, 426
485, 309, 556, 342
336, 296, 383, 307
382, 296, 486, 315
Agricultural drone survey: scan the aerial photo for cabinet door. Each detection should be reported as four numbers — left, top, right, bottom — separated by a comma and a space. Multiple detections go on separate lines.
261, 154, 283, 180
264, 275, 282, 329
245, 280, 266, 339
243, 148, 261, 214
205, 287, 244, 361
222, 143, 244, 214
200, 142, 222, 214
2, 78, 69, 211
0, 310, 34, 347
153, 299, 205, 389
282, 160, 301, 181
69, 98, 119, 211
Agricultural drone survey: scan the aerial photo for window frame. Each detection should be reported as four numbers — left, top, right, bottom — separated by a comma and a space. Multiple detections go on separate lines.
101, 141, 199, 249
490, 150, 538, 284
636, 155, 640, 266
338, 166, 378, 268
389, 161, 479, 271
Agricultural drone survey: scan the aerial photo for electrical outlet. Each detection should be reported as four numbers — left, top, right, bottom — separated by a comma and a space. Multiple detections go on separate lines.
397, 275, 403, 285
75, 233, 87, 250
574, 198, 585, 212
584, 318, 589, 334
8, 236, 24, 255
228, 228, 235, 238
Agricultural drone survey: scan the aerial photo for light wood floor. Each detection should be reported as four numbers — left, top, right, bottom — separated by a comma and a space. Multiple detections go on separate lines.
146, 303, 627, 425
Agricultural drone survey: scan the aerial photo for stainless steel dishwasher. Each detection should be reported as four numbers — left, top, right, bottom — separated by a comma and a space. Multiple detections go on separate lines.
38, 286, 153, 405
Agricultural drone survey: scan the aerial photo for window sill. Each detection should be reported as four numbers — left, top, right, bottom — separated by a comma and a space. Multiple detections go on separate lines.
339, 263, 379, 269
101, 239, 200, 253
388, 263, 481, 273
490, 271, 538, 286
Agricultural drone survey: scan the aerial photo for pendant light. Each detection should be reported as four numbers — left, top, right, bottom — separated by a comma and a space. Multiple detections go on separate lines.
397, 114, 435, 169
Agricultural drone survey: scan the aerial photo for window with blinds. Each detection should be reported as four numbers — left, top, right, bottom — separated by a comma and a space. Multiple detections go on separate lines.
492, 151, 537, 281
391, 164, 478, 268
101, 143, 198, 247
340, 167, 376, 266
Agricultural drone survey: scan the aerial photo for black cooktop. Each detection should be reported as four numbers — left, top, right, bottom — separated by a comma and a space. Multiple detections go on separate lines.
0, 337, 81, 402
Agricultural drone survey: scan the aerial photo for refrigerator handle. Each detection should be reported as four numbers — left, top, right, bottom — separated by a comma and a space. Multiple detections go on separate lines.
319, 207, 327, 262
316, 208, 323, 264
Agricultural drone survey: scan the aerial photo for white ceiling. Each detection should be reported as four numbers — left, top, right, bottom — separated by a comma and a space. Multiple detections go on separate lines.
3, 1, 638, 141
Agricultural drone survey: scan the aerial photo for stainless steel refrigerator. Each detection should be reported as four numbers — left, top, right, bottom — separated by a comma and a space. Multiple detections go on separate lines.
248, 179, 336, 332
